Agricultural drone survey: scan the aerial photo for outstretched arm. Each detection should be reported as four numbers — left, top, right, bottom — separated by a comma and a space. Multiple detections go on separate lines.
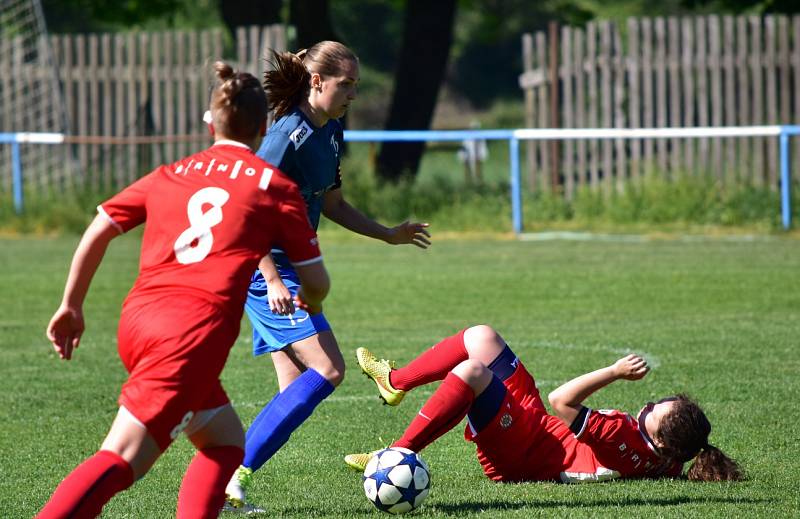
322, 189, 431, 249
46, 214, 119, 360
548, 354, 650, 427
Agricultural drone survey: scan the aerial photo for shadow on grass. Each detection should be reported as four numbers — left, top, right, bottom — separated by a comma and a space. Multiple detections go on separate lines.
267, 495, 771, 518
430, 495, 770, 514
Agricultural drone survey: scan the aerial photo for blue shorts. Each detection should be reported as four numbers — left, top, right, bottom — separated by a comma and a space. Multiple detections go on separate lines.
245, 263, 332, 356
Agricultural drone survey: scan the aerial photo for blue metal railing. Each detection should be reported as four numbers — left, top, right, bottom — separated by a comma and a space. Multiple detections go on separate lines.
2, 127, 796, 232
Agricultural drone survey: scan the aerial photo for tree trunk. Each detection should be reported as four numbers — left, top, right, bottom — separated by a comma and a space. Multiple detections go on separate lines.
290, 0, 340, 49
219, 0, 283, 38
376, 0, 457, 182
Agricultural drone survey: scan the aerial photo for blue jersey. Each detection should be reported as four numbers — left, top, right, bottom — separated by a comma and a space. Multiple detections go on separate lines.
256, 107, 343, 231
246, 108, 342, 352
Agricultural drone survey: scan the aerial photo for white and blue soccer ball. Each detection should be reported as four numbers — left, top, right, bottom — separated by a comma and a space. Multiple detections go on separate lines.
362, 447, 431, 514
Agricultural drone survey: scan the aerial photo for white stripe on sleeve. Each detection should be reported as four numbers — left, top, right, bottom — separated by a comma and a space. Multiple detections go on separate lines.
97, 205, 124, 234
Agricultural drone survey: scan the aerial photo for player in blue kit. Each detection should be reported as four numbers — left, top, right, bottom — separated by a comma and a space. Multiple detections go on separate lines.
223, 41, 432, 513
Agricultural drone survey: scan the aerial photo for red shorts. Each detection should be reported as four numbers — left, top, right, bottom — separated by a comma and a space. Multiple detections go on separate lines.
117, 295, 238, 450
466, 361, 570, 482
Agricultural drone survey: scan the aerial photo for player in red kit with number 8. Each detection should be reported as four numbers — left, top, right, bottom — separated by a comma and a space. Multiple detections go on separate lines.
37, 62, 330, 519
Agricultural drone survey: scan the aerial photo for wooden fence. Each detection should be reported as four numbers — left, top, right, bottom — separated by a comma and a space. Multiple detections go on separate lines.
0, 25, 286, 194
520, 15, 800, 197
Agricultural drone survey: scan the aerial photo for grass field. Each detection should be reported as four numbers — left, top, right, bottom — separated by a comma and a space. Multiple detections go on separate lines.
1, 232, 799, 518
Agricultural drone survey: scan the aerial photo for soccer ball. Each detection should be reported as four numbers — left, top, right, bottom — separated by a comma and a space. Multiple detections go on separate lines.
362, 447, 430, 514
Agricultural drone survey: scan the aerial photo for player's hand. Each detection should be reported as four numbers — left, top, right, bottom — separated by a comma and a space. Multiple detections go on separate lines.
267, 279, 295, 315
386, 221, 431, 249
612, 354, 649, 381
46, 305, 84, 360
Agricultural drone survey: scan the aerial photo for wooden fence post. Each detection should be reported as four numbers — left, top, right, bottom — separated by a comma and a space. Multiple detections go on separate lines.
548, 20, 560, 192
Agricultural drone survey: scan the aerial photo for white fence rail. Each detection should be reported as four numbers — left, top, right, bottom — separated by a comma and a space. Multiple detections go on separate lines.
3, 125, 798, 231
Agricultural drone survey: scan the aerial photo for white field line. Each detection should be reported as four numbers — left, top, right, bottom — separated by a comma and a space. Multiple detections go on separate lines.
524, 339, 661, 369
519, 231, 778, 243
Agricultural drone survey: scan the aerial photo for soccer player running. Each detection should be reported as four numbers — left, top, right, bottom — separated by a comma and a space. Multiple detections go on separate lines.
37, 62, 330, 519
347, 326, 742, 483
223, 41, 431, 511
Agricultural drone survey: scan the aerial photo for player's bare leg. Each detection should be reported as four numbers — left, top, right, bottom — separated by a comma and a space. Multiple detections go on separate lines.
285, 330, 345, 387
462, 325, 509, 367
100, 407, 163, 478
270, 349, 305, 391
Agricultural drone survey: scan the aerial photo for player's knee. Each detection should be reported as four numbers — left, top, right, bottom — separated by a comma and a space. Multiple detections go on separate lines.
452, 359, 490, 387
317, 362, 345, 387
464, 324, 499, 346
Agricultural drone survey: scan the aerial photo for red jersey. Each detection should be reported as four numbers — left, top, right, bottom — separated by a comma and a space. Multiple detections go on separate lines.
467, 364, 681, 483
557, 407, 682, 482
99, 141, 321, 320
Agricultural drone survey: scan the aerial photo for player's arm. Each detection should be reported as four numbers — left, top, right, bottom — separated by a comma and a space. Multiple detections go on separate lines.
258, 254, 295, 315
548, 354, 650, 427
46, 214, 119, 360
275, 182, 331, 315
293, 262, 330, 315
322, 188, 431, 249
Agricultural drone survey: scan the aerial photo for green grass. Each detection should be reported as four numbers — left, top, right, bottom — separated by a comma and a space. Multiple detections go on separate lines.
1, 233, 799, 517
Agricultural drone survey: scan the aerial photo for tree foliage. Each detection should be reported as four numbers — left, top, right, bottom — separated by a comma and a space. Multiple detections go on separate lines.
40, 0, 800, 180
42, 0, 182, 32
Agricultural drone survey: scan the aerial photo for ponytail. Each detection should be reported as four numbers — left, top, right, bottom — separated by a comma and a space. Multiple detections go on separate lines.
655, 394, 743, 482
686, 444, 743, 482
263, 50, 311, 119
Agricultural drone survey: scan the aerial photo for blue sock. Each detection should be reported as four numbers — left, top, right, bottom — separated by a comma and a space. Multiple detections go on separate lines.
242, 368, 334, 471
245, 392, 278, 445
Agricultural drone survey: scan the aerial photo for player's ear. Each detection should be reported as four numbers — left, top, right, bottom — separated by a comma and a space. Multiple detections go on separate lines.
203, 110, 215, 137
310, 72, 322, 91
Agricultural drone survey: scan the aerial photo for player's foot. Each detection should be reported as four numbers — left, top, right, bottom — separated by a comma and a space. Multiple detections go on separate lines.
225, 466, 254, 509
221, 500, 267, 515
344, 450, 380, 472
356, 347, 405, 406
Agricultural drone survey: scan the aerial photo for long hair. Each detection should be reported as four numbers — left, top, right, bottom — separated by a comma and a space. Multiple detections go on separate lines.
209, 61, 268, 142
263, 40, 358, 119
655, 394, 743, 481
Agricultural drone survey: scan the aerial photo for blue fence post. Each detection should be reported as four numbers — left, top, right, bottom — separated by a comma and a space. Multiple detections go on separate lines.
779, 129, 791, 230
509, 136, 522, 234
12, 141, 23, 215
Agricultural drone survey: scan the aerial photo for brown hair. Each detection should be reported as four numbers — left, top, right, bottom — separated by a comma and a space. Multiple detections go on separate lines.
655, 394, 743, 481
209, 61, 268, 142
263, 41, 358, 119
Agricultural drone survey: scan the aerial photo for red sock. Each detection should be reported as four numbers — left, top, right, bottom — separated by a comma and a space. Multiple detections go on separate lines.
176, 445, 244, 519
390, 330, 469, 390
36, 450, 134, 519
392, 372, 474, 453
